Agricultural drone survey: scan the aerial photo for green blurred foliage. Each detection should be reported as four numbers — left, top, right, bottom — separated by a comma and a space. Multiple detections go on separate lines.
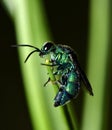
0, 0, 112, 130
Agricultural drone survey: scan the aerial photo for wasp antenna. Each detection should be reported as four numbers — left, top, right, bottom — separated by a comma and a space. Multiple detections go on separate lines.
24, 49, 39, 63
11, 44, 41, 52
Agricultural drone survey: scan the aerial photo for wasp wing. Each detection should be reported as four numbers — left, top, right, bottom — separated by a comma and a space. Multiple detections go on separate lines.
69, 50, 94, 96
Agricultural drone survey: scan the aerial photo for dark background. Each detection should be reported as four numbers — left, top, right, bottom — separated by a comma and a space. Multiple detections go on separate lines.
0, 3, 32, 130
1, 1, 111, 130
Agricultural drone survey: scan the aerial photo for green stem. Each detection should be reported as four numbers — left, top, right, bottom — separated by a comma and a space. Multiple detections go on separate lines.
3, 0, 71, 130
81, 0, 110, 130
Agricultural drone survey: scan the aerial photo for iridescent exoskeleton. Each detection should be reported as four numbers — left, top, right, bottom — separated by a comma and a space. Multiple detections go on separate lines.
13, 42, 94, 107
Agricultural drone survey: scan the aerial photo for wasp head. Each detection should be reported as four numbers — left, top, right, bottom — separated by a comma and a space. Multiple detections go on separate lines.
39, 41, 56, 57
12, 41, 56, 62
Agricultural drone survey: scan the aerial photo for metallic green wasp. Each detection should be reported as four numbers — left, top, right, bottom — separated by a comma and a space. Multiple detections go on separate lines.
13, 42, 94, 107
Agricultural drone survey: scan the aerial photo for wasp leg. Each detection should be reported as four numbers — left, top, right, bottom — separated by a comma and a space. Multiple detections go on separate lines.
44, 77, 61, 89
41, 63, 58, 66
44, 77, 51, 87
56, 80, 63, 86
53, 70, 62, 76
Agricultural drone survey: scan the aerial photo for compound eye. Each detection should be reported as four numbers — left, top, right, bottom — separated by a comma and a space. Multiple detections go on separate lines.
44, 42, 54, 51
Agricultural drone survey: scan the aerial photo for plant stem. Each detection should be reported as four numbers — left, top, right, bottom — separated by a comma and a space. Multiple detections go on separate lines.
81, 0, 110, 130
3, 0, 71, 130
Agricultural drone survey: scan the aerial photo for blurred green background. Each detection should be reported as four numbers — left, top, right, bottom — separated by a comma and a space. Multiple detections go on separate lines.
0, 0, 111, 130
